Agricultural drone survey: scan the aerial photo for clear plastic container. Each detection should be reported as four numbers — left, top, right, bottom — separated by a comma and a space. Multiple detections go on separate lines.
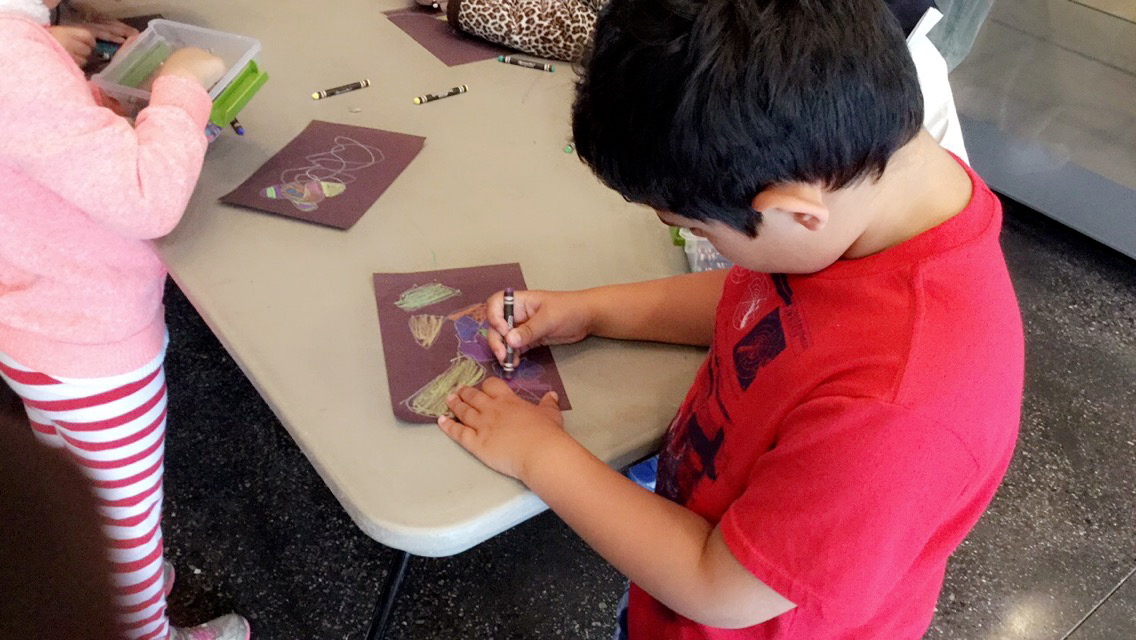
91, 19, 263, 121
678, 228, 733, 272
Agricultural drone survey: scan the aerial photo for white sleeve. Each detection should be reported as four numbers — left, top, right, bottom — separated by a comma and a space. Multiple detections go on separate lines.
907, 8, 969, 164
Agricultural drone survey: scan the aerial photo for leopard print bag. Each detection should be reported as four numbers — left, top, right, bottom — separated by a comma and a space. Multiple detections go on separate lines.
447, 0, 606, 62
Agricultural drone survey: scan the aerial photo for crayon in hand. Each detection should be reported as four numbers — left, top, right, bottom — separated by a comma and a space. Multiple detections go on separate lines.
503, 287, 515, 379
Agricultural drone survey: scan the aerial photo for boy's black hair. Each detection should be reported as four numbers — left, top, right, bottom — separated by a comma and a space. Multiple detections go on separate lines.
571, 0, 924, 236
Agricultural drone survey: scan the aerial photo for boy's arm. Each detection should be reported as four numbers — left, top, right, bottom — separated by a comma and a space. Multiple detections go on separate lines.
490, 269, 728, 355
586, 269, 729, 346
439, 380, 795, 629
527, 432, 795, 628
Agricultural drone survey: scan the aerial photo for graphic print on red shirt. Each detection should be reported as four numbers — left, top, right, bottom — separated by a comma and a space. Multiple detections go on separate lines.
657, 272, 796, 508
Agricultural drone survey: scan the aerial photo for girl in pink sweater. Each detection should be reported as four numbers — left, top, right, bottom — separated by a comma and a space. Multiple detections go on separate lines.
0, 1, 248, 638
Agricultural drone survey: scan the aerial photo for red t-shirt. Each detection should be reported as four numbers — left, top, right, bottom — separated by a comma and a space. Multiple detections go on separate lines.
631, 161, 1024, 639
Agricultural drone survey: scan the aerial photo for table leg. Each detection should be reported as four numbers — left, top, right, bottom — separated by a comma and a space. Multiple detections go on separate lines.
364, 550, 413, 640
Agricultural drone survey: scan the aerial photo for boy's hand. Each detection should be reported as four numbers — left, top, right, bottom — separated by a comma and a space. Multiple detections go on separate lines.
486, 289, 594, 367
48, 26, 96, 66
157, 48, 226, 90
438, 379, 568, 481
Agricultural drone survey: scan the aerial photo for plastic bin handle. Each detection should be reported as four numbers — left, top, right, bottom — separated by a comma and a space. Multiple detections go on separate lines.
210, 60, 269, 127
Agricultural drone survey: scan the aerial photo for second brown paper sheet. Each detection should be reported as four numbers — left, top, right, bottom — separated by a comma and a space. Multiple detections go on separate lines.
221, 121, 425, 230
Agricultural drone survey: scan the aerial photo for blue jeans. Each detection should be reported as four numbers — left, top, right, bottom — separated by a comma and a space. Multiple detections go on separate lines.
612, 456, 658, 640
626, 455, 658, 491
613, 586, 630, 640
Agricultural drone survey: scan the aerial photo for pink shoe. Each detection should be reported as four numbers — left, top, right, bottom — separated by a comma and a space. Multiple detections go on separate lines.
171, 614, 250, 640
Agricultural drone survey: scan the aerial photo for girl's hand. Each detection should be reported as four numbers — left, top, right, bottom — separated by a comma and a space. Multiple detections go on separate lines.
111, 32, 140, 60
48, 26, 96, 66
157, 47, 227, 89
82, 18, 139, 44
438, 379, 569, 481
58, 1, 139, 43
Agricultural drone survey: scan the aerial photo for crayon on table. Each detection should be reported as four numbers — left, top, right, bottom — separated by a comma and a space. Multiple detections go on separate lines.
497, 56, 555, 72
312, 79, 371, 100
230, 119, 245, 136
413, 85, 468, 105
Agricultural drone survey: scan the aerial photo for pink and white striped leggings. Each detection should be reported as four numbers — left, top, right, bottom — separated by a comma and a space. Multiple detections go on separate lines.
0, 348, 173, 640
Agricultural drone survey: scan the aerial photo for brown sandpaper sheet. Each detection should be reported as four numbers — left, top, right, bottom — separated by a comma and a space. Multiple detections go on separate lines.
221, 121, 425, 230
373, 263, 571, 424
384, 7, 509, 67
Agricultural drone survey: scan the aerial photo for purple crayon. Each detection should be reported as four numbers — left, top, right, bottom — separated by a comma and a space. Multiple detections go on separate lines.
503, 287, 515, 378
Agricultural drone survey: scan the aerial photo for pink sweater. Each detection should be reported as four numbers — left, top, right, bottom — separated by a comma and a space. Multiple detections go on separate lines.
0, 12, 212, 377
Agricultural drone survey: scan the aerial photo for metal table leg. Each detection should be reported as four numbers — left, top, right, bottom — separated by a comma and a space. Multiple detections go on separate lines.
364, 551, 412, 640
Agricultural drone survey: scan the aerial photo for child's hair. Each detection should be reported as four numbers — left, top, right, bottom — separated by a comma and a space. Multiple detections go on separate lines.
571, 0, 924, 236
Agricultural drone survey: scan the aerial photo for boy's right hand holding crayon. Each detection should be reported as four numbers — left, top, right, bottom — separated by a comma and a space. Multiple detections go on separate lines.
484, 289, 597, 367
486, 270, 729, 364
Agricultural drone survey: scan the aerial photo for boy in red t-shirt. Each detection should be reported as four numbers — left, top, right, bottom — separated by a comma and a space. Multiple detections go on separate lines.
436, 0, 1024, 637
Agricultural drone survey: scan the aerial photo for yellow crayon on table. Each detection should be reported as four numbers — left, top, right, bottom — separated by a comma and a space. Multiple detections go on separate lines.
413, 85, 469, 105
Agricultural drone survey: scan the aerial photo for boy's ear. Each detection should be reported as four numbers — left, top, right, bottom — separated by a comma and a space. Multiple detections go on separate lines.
751, 183, 829, 231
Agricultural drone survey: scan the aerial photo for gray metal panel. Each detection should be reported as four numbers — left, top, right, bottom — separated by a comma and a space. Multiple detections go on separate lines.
962, 115, 1136, 260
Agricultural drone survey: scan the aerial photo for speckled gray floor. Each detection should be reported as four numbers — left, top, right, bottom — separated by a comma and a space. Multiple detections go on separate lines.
160, 195, 1136, 640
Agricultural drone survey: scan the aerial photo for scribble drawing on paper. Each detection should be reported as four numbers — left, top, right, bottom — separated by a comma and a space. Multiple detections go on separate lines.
450, 303, 553, 403
454, 311, 494, 362
409, 314, 446, 349
261, 137, 385, 212
395, 283, 462, 311
446, 302, 488, 323
498, 359, 552, 403
403, 355, 487, 418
